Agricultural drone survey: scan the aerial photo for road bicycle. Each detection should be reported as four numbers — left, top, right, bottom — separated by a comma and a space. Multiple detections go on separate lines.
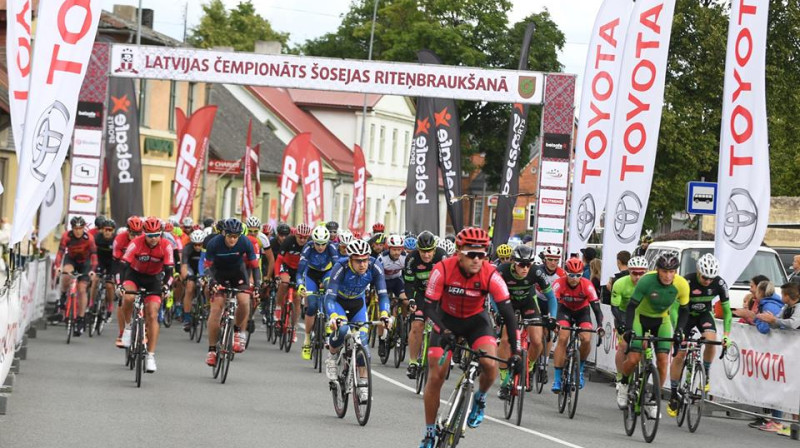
557, 326, 598, 419
187, 278, 208, 343
276, 281, 297, 353
366, 287, 380, 348
212, 285, 252, 384
415, 319, 433, 394
62, 273, 81, 344
123, 288, 161, 388
379, 297, 408, 368
533, 323, 553, 394
262, 280, 278, 344
329, 320, 381, 426
675, 331, 725, 432
501, 316, 545, 426
308, 292, 327, 373
623, 333, 675, 443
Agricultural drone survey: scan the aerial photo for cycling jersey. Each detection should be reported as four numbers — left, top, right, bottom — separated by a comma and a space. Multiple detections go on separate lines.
181, 244, 202, 276
122, 235, 174, 276
204, 235, 260, 275
377, 251, 406, 280
402, 248, 445, 300
497, 262, 557, 316
552, 276, 599, 312
297, 242, 338, 285
112, 231, 137, 260
245, 234, 263, 259
268, 236, 283, 261
685, 272, 732, 333
94, 231, 115, 270
277, 235, 305, 270
425, 257, 510, 319
55, 230, 98, 268
611, 274, 637, 330
630, 272, 690, 318
324, 259, 389, 317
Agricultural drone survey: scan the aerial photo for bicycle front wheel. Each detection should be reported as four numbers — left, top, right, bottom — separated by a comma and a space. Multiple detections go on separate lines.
557, 356, 570, 414
686, 361, 706, 433
394, 314, 407, 368
220, 319, 234, 384
567, 349, 580, 419
515, 349, 527, 426
438, 380, 472, 448
353, 344, 372, 426
135, 320, 145, 388
332, 356, 349, 418
623, 368, 639, 436
640, 364, 661, 443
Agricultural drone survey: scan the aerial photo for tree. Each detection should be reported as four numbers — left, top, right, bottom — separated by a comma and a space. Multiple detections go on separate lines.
302, 1, 565, 187
188, 0, 289, 52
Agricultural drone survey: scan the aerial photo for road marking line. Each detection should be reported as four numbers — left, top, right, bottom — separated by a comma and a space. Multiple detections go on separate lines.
371, 370, 586, 448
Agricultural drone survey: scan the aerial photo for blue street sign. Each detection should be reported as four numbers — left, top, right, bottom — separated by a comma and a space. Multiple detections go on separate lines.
687, 181, 718, 215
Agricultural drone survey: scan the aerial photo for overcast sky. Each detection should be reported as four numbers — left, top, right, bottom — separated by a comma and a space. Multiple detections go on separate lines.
102, 0, 602, 103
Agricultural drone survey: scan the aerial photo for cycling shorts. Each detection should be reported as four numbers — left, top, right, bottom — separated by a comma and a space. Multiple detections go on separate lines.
328, 297, 369, 352
429, 311, 496, 359
684, 311, 717, 335
556, 304, 593, 330
630, 313, 673, 354
122, 270, 163, 305
279, 264, 298, 280
510, 295, 540, 319
64, 256, 91, 282
385, 278, 405, 299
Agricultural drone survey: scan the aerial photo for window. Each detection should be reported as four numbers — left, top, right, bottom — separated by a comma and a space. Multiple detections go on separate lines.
472, 198, 484, 227
187, 82, 195, 114
527, 203, 536, 230
168, 81, 177, 131
368, 124, 376, 162
139, 80, 148, 126
342, 193, 351, 225
260, 193, 270, 222
375, 199, 382, 222
391, 128, 399, 165
404, 131, 411, 167
333, 192, 341, 223
378, 126, 386, 163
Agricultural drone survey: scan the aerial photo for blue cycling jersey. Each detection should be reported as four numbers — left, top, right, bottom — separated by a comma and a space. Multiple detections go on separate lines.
324, 259, 389, 317
296, 241, 339, 284
204, 234, 258, 272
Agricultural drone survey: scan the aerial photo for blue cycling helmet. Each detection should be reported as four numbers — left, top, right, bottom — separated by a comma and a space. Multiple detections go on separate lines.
222, 218, 244, 235
404, 236, 417, 251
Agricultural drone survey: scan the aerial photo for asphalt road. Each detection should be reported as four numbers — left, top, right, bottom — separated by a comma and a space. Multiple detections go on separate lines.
1, 319, 794, 448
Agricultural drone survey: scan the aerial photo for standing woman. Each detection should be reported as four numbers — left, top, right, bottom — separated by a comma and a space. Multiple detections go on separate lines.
589, 259, 603, 297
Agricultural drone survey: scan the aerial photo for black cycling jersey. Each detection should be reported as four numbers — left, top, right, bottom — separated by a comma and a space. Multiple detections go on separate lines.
402, 247, 445, 300
496, 262, 551, 302
94, 231, 115, 268
181, 244, 202, 275
684, 272, 730, 315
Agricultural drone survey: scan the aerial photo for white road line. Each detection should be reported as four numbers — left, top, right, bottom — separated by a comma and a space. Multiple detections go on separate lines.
371, 370, 587, 448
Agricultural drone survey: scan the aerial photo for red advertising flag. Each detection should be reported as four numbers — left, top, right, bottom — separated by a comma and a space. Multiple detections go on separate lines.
242, 119, 255, 218
172, 105, 218, 220
302, 143, 325, 225
175, 107, 187, 142
279, 133, 311, 222
348, 144, 367, 235
253, 143, 262, 196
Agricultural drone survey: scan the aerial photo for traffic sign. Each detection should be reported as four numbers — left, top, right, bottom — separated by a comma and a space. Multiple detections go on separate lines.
687, 181, 718, 215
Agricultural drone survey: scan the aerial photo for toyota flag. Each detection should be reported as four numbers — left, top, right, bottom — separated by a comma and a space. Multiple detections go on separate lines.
568, 0, 634, 254
106, 77, 144, 223
6, 0, 32, 159
38, 179, 64, 241
714, 0, 770, 286
492, 23, 536, 249
349, 144, 367, 235
601, 0, 676, 280
242, 119, 256, 218
302, 144, 325, 225
172, 105, 218, 220
11, 0, 102, 244
279, 133, 311, 222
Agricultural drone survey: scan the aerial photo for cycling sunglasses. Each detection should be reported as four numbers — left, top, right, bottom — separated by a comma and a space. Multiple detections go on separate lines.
351, 257, 370, 264
567, 273, 583, 279
460, 250, 487, 260
145, 232, 161, 238
629, 270, 646, 277
515, 261, 533, 268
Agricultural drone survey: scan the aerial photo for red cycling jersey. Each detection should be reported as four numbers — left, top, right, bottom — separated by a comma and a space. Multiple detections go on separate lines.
112, 230, 138, 260
425, 256, 510, 319
55, 230, 98, 268
278, 235, 304, 270
122, 235, 175, 276
552, 276, 598, 311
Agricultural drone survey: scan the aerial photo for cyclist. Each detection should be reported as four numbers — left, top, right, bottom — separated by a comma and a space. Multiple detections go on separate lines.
269, 222, 291, 264
403, 235, 417, 256
91, 218, 116, 320
437, 237, 456, 257
496, 244, 558, 399
372, 222, 385, 236
181, 230, 206, 331
274, 222, 311, 343
419, 227, 519, 448
369, 232, 386, 259
633, 234, 653, 257
245, 216, 273, 322
324, 239, 390, 403
403, 230, 446, 379
336, 230, 353, 260
611, 255, 648, 403
180, 217, 194, 246
298, 225, 338, 360
325, 221, 339, 242
53, 216, 99, 336
536, 245, 566, 380
551, 257, 604, 392
376, 234, 407, 358
113, 216, 144, 346
204, 219, 261, 366
495, 243, 512, 265
617, 252, 690, 409
118, 217, 175, 373
667, 253, 731, 416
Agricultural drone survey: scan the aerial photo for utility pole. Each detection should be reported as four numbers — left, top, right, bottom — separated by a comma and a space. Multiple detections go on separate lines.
358, 0, 379, 150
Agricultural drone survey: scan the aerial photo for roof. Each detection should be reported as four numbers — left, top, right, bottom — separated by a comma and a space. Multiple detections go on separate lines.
98, 10, 183, 47
247, 86, 354, 175
287, 89, 381, 111
207, 84, 285, 174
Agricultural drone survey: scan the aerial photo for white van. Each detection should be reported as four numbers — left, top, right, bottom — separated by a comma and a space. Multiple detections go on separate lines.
644, 241, 788, 309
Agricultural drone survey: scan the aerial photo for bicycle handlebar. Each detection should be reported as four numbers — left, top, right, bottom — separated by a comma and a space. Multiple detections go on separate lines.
437, 340, 512, 368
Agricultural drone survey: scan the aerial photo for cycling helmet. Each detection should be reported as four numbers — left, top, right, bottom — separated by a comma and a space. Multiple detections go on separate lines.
417, 231, 437, 251
352, 230, 362, 239
215, 219, 225, 233
628, 256, 648, 271
94, 215, 106, 228
696, 253, 719, 278
127, 216, 143, 233
387, 234, 404, 249
543, 245, 563, 259
261, 224, 272, 236
163, 221, 174, 232
245, 216, 261, 229
445, 234, 456, 243
326, 221, 339, 233
404, 236, 417, 251
346, 239, 371, 256
496, 244, 513, 258
655, 251, 679, 270
190, 229, 206, 244
70, 216, 87, 228
311, 225, 330, 244
295, 223, 312, 237
182, 217, 194, 228
203, 218, 215, 228
455, 227, 490, 249
438, 238, 456, 256
565, 257, 585, 274
512, 245, 535, 263
641, 234, 654, 244
143, 216, 162, 234
372, 222, 385, 234
339, 230, 354, 247
276, 222, 291, 236
103, 219, 116, 229
222, 218, 244, 235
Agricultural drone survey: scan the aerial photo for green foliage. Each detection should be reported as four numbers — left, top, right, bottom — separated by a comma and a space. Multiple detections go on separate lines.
188, 0, 289, 52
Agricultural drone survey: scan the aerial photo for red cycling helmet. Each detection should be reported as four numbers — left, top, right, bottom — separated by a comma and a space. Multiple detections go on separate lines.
455, 227, 490, 249
143, 216, 162, 234
565, 257, 585, 274
352, 230, 362, 239
372, 222, 385, 234
295, 223, 312, 236
127, 216, 143, 233
164, 221, 174, 232
261, 224, 272, 236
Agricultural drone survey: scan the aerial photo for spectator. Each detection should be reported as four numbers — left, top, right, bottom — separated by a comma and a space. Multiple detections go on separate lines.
603, 250, 631, 305
731, 275, 769, 324
580, 247, 597, 279
751, 281, 782, 334
757, 282, 800, 330
789, 255, 800, 282
632, 234, 652, 257
589, 259, 603, 296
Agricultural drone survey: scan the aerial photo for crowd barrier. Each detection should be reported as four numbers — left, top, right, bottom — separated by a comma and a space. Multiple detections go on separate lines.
589, 303, 800, 414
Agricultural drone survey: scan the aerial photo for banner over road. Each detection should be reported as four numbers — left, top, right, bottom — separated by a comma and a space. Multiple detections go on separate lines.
109, 44, 546, 105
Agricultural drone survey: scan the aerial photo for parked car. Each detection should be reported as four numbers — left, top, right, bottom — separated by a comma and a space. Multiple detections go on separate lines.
644, 241, 788, 308
772, 246, 800, 277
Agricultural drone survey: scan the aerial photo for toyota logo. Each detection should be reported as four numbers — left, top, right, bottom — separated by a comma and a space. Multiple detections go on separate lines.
613, 191, 642, 244
602, 321, 613, 354
31, 101, 70, 181
723, 341, 741, 380
723, 189, 758, 250
44, 183, 57, 207
576, 194, 596, 241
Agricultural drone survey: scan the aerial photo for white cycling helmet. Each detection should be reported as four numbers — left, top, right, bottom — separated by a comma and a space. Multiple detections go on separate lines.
190, 229, 206, 244
438, 238, 456, 256
628, 256, 648, 271
311, 225, 330, 245
346, 239, 371, 256
181, 217, 194, 227
339, 230, 354, 247
245, 216, 261, 229
387, 234, 404, 248
543, 245, 562, 259
696, 253, 719, 278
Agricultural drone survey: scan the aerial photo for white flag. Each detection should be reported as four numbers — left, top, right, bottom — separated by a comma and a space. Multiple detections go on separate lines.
10, 0, 102, 244
5, 0, 32, 156
601, 0, 676, 279
38, 178, 64, 241
568, 0, 635, 254
714, 0, 770, 286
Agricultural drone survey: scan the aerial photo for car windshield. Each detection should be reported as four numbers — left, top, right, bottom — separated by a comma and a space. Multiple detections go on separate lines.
679, 248, 787, 285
